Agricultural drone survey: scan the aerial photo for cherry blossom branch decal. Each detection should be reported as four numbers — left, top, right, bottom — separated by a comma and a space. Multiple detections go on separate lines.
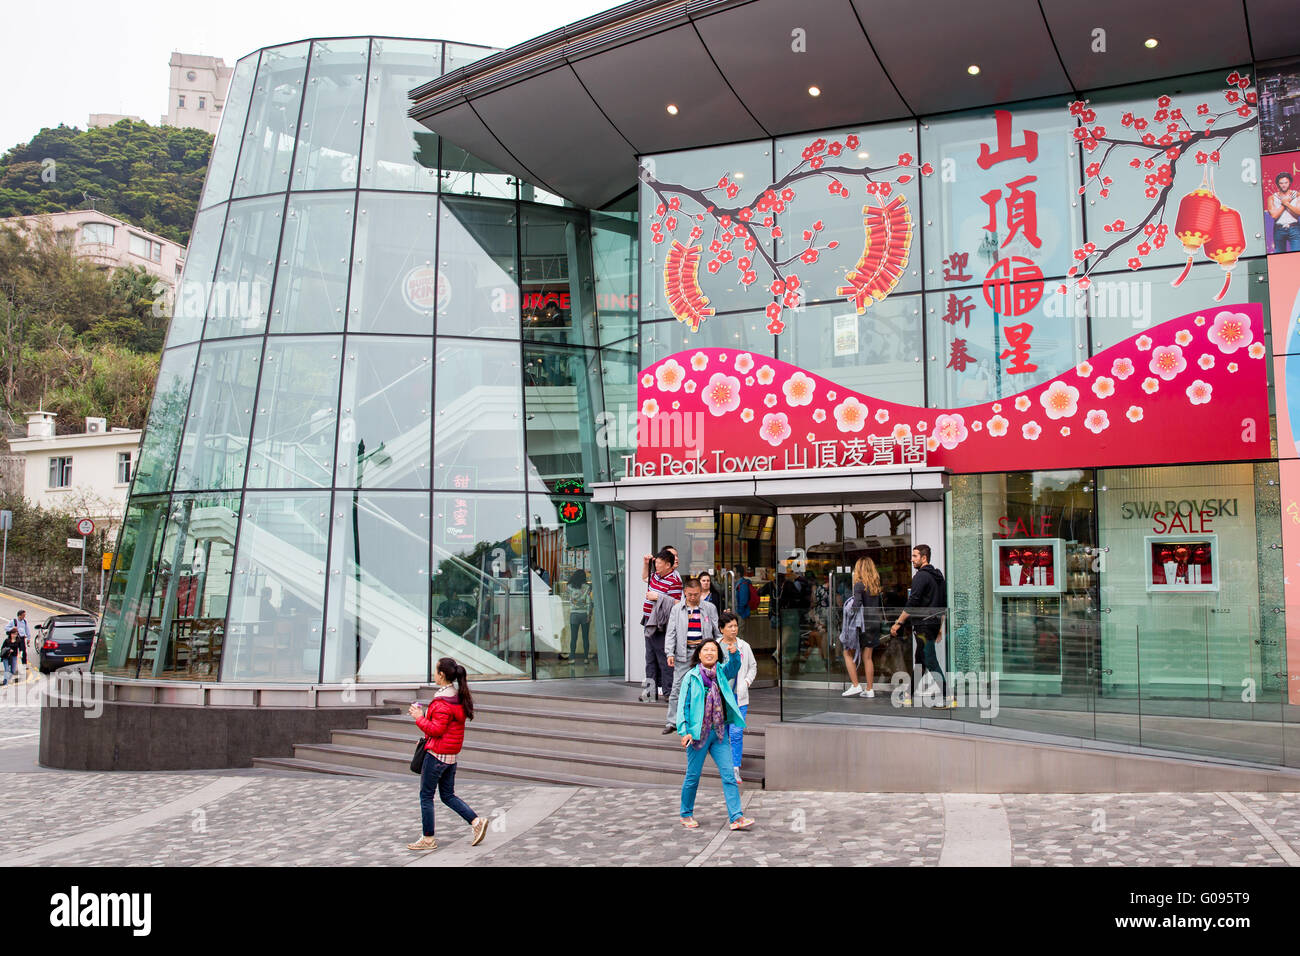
1062, 71, 1258, 302
642, 135, 933, 334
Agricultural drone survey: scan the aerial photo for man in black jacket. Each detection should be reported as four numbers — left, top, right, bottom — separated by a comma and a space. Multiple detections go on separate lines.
890, 544, 951, 707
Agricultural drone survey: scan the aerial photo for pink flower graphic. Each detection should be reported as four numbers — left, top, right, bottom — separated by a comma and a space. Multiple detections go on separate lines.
764, 394, 778, 408
1194, 314, 1207, 326
640, 373, 654, 388
812, 408, 827, 423
760, 412, 792, 447
719, 353, 728, 363
1207, 310, 1252, 354
782, 371, 817, 407
1091, 376, 1115, 399
690, 352, 709, 371
1060, 426, 1071, 437
834, 396, 869, 433
806, 432, 816, 442
702, 372, 742, 417
672, 401, 680, 409
1040, 380, 1080, 420
655, 358, 686, 392
932, 413, 968, 450
734, 352, 755, 374
1136, 335, 1153, 351
1248, 342, 1266, 360
987, 414, 1010, 437
890, 423, 912, 440
1186, 379, 1212, 405
826, 390, 837, 401
916, 421, 929, 432
1084, 409, 1109, 434
1022, 420, 1042, 440
641, 398, 659, 418
971, 420, 983, 432
926, 436, 940, 452
740, 408, 754, 423
875, 408, 890, 424
1014, 395, 1031, 412
1227, 362, 1239, 373
992, 403, 1002, 413
1174, 329, 1193, 347
1197, 353, 1215, 370
756, 365, 776, 385
1148, 344, 1186, 381
745, 376, 754, 386
1141, 377, 1160, 394
1126, 405, 1144, 422
1075, 360, 1093, 378
1111, 357, 1135, 380
684, 381, 697, 394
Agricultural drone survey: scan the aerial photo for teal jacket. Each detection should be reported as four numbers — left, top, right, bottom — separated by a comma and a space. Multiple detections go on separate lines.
675, 651, 747, 739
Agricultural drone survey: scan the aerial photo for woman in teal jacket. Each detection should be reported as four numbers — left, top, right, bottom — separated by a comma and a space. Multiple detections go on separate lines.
676, 638, 755, 830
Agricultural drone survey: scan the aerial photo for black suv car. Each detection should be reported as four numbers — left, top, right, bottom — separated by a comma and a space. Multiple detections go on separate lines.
34, 614, 97, 673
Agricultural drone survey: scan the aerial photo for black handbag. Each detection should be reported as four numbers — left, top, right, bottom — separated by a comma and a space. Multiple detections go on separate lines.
410, 737, 428, 774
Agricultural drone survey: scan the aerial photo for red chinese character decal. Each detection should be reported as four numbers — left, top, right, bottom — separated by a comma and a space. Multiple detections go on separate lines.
941, 252, 972, 282
981, 175, 1042, 249
982, 257, 1044, 316
999, 322, 1038, 374
946, 338, 975, 372
976, 109, 1039, 170
941, 293, 976, 328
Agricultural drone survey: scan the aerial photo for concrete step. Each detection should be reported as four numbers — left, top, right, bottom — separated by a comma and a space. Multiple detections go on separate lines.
451, 739, 762, 788
252, 755, 410, 781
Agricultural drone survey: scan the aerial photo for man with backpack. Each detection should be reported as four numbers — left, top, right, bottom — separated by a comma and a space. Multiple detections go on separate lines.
890, 544, 953, 708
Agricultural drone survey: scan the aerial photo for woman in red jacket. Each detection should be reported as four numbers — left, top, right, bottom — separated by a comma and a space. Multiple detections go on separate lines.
406, 657, 489, 852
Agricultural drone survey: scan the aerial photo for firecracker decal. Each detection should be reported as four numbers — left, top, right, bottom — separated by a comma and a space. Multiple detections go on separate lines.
663, 240, 714, 331
836, 195, 913, 313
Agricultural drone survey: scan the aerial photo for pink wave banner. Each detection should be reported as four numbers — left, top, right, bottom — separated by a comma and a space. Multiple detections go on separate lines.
634, 304, 1268, 476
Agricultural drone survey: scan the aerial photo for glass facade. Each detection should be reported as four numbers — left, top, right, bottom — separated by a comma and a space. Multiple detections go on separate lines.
95, 37, 629, 683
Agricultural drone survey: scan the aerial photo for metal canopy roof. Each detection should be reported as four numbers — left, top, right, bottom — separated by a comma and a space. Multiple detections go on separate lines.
409, 0, 1299, 210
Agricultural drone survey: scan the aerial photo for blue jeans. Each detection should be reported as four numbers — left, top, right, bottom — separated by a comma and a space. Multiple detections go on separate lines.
680, 729, 743, 822
729, 704, 748, 774
419, 755, 476, 837
1, 657, 14, 683
569, 612, 590, 658
1275, 222, 1300, 254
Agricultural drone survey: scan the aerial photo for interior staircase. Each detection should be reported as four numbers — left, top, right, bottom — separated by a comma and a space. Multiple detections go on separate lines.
253, 681, 773, 788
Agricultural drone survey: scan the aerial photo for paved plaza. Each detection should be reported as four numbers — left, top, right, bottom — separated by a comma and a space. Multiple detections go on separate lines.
0, 691, 1298, 867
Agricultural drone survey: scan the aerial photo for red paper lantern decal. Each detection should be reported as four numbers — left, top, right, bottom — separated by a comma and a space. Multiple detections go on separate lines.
1171, 187, 1219, 287
1204, 204, 1246, 301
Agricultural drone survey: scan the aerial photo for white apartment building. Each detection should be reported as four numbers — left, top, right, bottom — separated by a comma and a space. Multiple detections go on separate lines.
0, 209, 185, 292
88, 113, 144, 128
8, 413, 142, 525
162, 53, 233, 134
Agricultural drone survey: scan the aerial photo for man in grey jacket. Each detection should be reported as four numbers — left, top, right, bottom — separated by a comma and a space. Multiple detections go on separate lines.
661, 577, 721, 733
641, 585, 676, 703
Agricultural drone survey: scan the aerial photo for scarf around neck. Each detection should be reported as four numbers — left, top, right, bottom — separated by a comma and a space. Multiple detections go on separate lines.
699, 664, 725, 745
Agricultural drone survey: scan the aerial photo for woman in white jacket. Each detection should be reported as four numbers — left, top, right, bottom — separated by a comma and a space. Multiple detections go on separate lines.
717, 610, 757, 784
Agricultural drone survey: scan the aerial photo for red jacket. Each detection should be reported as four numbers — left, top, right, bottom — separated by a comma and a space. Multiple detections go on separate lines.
415, 694, 467, 754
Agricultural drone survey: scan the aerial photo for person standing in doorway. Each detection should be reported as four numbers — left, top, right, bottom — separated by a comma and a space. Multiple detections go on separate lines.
676, 638, 754, 831
639, 548, 682, 702
890, 545, 952, 707
662, 577, 720, 734
841, 556, 885, 698
698, 571, 722, 611
717, 610, 756, 783
406, 657, 490, 852
561, 569, 592, 663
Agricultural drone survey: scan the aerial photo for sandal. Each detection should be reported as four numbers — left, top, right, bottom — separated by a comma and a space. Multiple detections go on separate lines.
729, 817, 754, 831
680, 817, 700, 829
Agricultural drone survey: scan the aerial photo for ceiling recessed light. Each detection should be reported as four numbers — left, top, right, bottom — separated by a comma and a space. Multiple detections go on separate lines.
1144, 37, 1158, 49
808, 85, 821, 97
666, 104, 679, 115
857, 151, 869, 160
733, 172, 744, 179
967, 65, 980, 76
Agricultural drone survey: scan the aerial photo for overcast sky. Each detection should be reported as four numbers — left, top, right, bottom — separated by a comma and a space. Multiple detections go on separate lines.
1, 0, 621, 153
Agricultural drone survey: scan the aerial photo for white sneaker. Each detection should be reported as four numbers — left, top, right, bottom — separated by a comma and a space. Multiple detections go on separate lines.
861, 688, 875, 698
841, 685, 862, 697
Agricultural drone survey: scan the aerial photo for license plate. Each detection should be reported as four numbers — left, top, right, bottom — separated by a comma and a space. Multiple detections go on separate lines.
62, 657, 86, 663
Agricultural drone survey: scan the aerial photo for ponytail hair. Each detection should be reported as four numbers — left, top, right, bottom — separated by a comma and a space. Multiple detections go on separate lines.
436, 657, 475, 720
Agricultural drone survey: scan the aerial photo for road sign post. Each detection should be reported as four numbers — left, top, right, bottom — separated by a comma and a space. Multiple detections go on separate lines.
0, 510, 10, 587
75, 518, 94, 610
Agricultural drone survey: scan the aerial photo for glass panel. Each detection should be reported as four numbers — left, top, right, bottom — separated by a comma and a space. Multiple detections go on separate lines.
920, 99, 1084, 290
232, 42, 309, 199
200, 54, 259, 209
433, 337, 524, 491
175, 339, 261, 491
519, 182, 568, 206
779, 295, 924, 406
524, 345, 608, 487
439, 140, 517, 200
431, 490, 531, 678
436, 197, 519, 338
442, 42, 494, 74
348, 191, 438, 334
95, 496, 169, 678
360, 38, 442, 193
774, 122, 923, 305
639, 312, 774, 367
592, 207, 638, 348
289, 39, 368, 192
336, 336, 432, 489
205, 195, 282, 340
641, 140, 772, 320
925, 283, 1088, 406
166, 205, 226, 348
221, 492, 330, 681
599, 348, 639, 479
133, 345, 199, 495
322, 492, 429, 682
247, 337, 341, 489
718, 511, 779, 684
521, 206, 597, 348
268, 191, 354, 334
